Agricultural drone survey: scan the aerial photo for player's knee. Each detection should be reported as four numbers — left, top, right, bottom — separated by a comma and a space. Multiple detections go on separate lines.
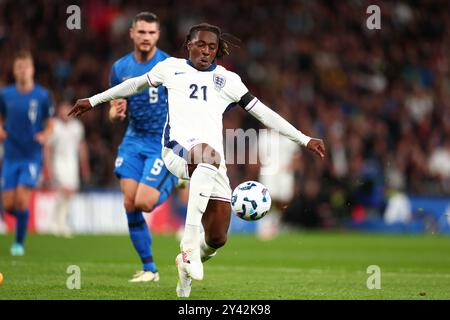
188, 143, 221, 176
15, 196, 30, 211
190, 143, 221, 167
123, 197, 135, 212
134, 190, 159, 213
206, 233, 227, 249
134, 199, 156, 213
17, 204, 28, 211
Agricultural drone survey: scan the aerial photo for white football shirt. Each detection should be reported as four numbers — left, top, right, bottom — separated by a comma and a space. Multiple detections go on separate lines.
49, 118, 84, 189
146, 58, 248, 158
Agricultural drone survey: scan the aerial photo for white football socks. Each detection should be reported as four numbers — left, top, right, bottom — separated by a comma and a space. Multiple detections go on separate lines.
181, 163, 218, 252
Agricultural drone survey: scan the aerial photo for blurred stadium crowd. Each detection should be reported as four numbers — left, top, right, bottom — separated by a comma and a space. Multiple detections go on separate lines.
1, 0, 449, 228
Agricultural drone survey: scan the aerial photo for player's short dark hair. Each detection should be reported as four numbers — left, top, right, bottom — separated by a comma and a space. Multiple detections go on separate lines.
186, 23, 240, 59
132, 12, 159, 27
14, 50, 33, 62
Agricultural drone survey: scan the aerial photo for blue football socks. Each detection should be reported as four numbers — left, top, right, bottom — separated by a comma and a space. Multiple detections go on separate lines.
14, 209, 30, 245
126, 210, 157, 272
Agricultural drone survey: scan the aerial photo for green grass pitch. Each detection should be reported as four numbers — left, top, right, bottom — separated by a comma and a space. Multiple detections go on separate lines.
0, 232, 449, 300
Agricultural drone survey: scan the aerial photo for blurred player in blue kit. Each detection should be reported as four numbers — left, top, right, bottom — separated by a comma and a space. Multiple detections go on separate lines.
0, 51, 54, 256
108, 12, 178, 282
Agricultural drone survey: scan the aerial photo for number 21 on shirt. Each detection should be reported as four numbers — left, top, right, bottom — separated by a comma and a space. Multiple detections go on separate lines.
189, 84, 207, 101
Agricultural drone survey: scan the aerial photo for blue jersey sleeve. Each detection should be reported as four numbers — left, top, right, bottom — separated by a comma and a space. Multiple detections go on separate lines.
110, 63, 120, 87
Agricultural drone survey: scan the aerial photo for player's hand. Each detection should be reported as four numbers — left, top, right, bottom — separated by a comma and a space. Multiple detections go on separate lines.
34, 132, 49, 145
0, 128, 7, 141
306, 138, 326, 159
110, 99, 127, 122
68, 98, 92, 117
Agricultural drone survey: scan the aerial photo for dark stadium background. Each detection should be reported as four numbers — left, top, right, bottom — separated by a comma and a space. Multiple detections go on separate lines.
0, 0, 449, 231
1, 0, 450, 302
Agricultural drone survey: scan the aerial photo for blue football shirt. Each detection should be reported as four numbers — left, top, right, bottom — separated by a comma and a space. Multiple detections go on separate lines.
110, 49, 169, 138
0, 85, 54, 160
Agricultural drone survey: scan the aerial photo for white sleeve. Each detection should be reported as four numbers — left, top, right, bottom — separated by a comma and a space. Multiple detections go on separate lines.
88, 74, 149, 107
224, 73, 249, 102
145, 60, 167, 87
245, 98, 311, 146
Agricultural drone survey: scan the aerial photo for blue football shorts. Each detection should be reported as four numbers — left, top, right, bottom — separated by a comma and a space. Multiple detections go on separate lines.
1, 158, 42, 191
114, 136, 178, 208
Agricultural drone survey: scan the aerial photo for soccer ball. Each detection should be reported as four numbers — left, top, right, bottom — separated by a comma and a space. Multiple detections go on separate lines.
231, 181, 271, 221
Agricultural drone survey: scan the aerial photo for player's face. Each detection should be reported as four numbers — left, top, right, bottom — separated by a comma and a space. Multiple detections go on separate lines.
187, 31, 219, 71
13, 58, 34, 83
130, 21, 160, 53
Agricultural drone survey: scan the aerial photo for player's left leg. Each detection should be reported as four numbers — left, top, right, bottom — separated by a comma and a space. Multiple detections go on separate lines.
127, 183, 160, 281
53, 187, 75, 238
1, 159, 22, 255
115, 143, 161, 281
201, 200, 231, 261
9, 161, 41, 255
120, 179, 159, 282
1, 158, 19, 213
134, 184, 160, 213
52, 163, 78, 237
179, 143, 220, 280
128, 155, 178, 283
11, 185, 33, 255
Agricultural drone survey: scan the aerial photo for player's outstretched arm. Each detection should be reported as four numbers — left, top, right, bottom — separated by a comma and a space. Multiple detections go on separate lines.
238, 92, 326, 159
68, 74, 149, 117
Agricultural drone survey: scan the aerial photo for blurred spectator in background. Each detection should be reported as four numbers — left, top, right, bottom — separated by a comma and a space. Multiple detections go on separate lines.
282, 177, 330, 229
428, 139, 450, 193
45, 100, 90, 237
257, 128, 300, 239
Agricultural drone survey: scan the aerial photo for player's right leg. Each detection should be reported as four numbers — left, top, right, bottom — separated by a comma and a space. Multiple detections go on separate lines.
114, 140, 161, 282
12, 160, 42, 255
52, 162, 79, 237
119, 179, 159, 282
128, 152, 178, 283
114, 154, 157, 282
163, 141, 220, 297
183, 143, 221, 280
1, 158, 19, 214
1, 159, 30, 256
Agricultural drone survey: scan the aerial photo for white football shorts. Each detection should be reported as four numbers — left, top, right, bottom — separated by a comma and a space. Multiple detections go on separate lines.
162, 138, 231, 202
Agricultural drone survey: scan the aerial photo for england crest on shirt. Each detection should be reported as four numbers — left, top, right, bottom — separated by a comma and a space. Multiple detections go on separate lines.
213, 74, 226, 91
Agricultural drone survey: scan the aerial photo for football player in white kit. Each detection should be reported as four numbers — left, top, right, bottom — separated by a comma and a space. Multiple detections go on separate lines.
257, 129, 301, 240
69, 23, 326, 298
46, 101, 90, 237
